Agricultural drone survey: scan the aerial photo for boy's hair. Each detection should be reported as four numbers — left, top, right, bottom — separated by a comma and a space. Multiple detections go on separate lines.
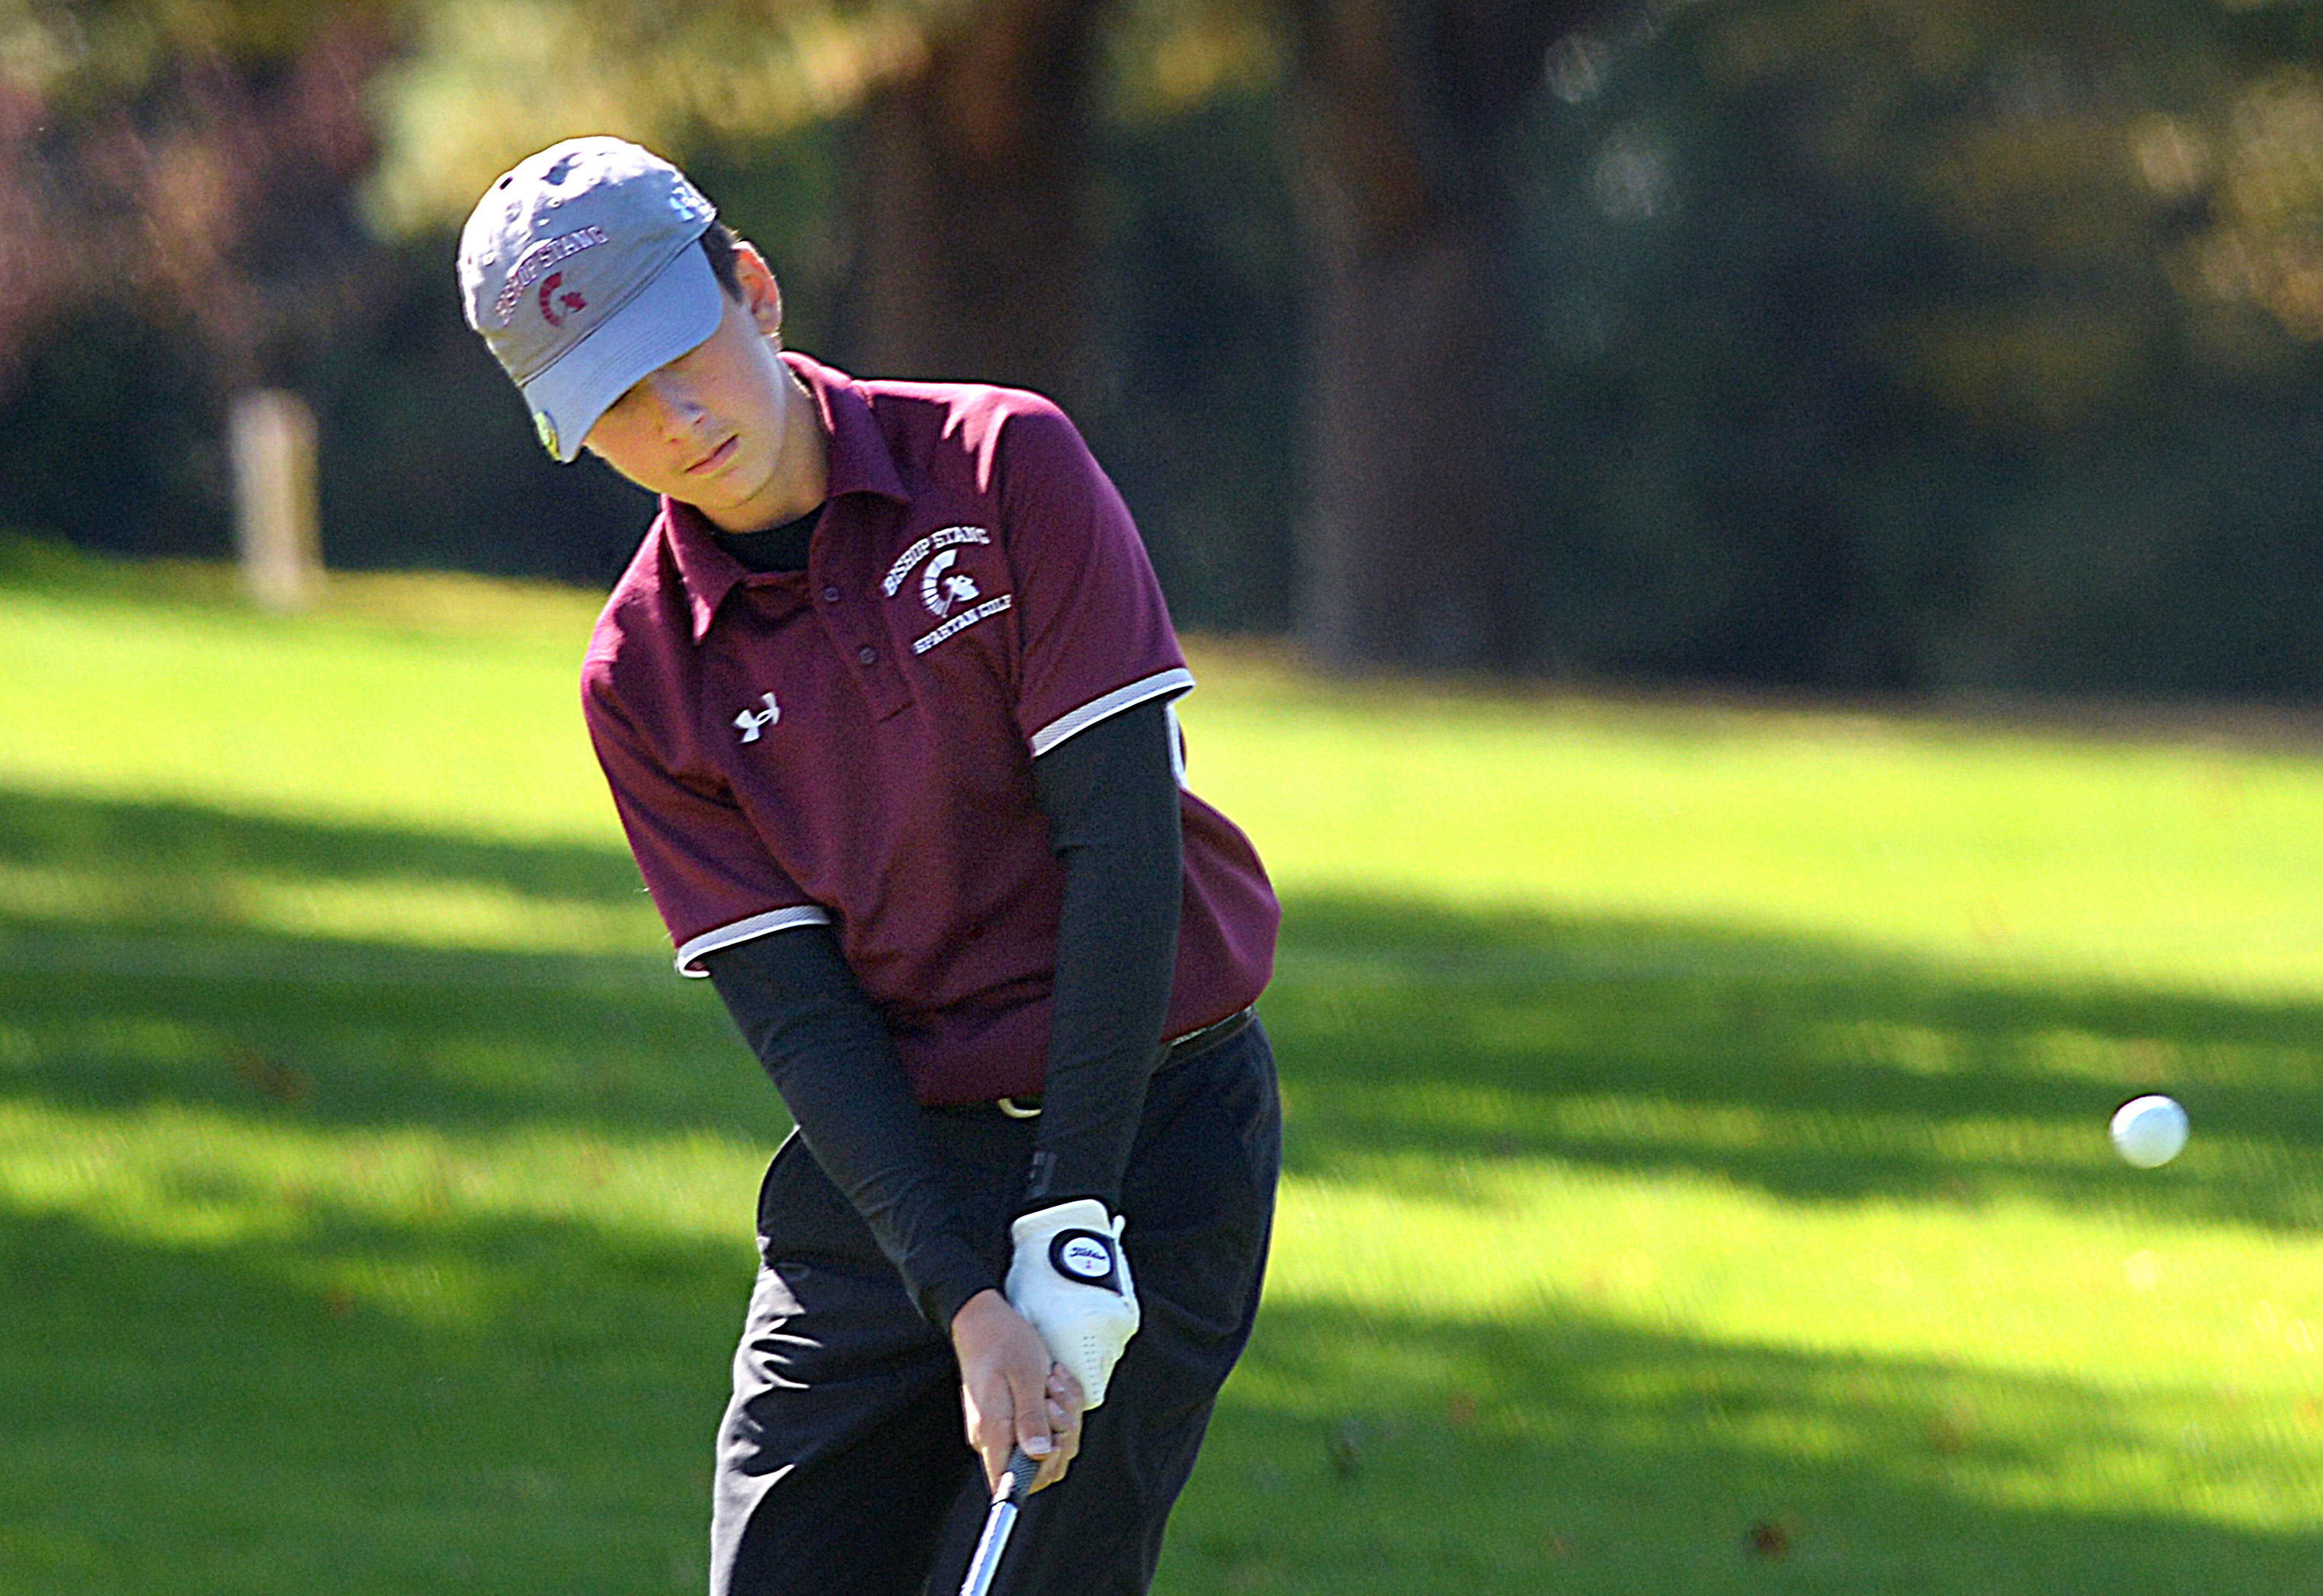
700, 222, 745, 300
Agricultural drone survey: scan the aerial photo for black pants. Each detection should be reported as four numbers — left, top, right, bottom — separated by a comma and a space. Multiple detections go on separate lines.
710, 1021, 1281, 1596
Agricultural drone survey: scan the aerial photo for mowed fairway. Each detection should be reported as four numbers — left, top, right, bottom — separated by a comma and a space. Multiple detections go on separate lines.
2, 540, 2321, 1592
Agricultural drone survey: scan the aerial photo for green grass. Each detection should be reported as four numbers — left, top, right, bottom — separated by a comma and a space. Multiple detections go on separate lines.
3, 539, 2322, 1591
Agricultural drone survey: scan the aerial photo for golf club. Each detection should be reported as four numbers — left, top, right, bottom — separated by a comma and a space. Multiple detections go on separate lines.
956, 1447, 1040, 1596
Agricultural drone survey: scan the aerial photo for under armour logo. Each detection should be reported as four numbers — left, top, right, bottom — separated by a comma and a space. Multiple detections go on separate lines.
733, 692, 780, 743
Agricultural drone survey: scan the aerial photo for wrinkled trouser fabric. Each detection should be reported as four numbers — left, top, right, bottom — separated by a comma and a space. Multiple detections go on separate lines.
710, 1021, 1280, 1596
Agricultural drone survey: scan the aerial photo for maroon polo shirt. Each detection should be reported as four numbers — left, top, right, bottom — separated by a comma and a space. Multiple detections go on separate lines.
582, 353, 1279, 1106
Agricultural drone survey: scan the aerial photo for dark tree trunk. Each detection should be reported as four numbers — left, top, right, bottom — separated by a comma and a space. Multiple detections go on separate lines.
1287, 0, 1597, 673
844, 0, 1110, 409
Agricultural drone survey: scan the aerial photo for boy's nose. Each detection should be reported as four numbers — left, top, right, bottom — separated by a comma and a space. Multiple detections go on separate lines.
646, 376, 704, 432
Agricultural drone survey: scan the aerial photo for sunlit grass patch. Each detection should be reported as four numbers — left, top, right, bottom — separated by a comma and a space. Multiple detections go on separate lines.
0, 1097, 759, 1259
0, 857, 660, 954
0, 551, 610, 845
1187, 652, 2323, 1002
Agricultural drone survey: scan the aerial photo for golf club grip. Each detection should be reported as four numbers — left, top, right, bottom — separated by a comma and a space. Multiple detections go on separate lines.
957, 1448, 1040, 1596
997, 1444, 1040, 1505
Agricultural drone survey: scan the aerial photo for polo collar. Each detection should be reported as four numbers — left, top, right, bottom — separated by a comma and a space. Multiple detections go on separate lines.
661, 352, 912, 643
786, 351, 911, 505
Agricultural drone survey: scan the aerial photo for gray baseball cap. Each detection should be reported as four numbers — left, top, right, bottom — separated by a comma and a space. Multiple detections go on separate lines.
458, 137, 724, 462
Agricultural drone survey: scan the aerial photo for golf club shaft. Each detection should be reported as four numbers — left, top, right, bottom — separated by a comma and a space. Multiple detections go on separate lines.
957, 1447, 1040, 1596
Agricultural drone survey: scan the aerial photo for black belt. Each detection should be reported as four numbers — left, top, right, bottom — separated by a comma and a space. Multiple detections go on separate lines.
995, 1005, 1256, 1120
1162, 1004, 1258, 1067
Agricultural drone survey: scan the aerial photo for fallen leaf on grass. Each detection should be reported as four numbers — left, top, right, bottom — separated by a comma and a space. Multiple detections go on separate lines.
231, 1049, 312, 1107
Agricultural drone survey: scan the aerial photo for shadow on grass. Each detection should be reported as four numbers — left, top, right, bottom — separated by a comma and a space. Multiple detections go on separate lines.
0, 785, 774, 1136
0, 1200, 742, 1595
0, 1197, 2313, 1596
0, 784, 643, 909
1274, 893, 2323, 1235
1175, 1298, 2323, 1595
4, 785, 2322, 1229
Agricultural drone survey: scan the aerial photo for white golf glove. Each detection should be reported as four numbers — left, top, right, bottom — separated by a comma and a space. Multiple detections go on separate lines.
1005, 1198, 1140, 1409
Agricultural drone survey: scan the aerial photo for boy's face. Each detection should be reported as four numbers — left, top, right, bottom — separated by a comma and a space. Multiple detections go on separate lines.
582, 246, 812, 531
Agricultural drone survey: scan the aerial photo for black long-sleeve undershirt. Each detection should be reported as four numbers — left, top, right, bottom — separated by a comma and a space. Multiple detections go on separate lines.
1024, 697, 1183, 1209
702, 922, 995, 1328
700, 697, 1183, 1329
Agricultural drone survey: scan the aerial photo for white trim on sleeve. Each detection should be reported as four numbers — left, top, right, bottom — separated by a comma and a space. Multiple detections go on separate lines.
674, 905, 833, 977
1027, 667, 1195, 759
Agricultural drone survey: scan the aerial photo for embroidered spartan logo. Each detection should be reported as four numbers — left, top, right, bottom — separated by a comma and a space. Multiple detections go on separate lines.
733, 692, 780, 743
883, 525, 992, 597
919, 549, 980, 617
883, 525, 1014, 655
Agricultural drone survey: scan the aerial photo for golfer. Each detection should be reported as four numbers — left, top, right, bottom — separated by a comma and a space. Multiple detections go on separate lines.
458, 137, 1281, 1596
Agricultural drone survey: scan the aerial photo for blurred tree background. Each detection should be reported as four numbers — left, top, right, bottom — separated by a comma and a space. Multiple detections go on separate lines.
4, 0, 2323, 695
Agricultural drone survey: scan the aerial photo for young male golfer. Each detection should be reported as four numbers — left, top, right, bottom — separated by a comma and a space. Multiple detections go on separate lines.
458, 137, 1281, 1595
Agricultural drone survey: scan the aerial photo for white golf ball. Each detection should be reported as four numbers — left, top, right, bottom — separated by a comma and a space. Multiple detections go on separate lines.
2110, 1094, 2188, 1168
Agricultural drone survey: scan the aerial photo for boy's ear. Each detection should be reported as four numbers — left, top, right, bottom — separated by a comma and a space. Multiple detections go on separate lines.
732, 242, 783, 338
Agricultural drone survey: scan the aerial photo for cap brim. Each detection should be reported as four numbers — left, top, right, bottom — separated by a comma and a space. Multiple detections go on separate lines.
522, 244, 725, 463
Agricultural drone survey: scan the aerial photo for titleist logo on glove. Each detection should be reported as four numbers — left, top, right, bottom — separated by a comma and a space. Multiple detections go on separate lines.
1007, 1199, 1141, 1408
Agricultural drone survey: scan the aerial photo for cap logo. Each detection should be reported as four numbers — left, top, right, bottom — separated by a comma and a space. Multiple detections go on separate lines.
492, 226, 610, 324
537, 271, 586, 328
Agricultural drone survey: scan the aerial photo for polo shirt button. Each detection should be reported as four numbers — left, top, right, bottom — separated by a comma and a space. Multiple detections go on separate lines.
822, 585, 841, 603
857, 645, 877, 665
